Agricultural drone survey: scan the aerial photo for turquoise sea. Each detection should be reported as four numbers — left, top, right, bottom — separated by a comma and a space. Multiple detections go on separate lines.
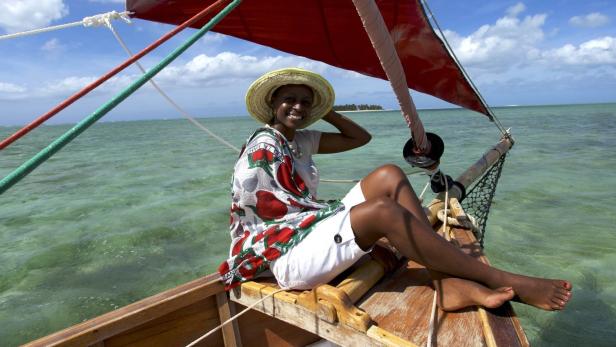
1, 103, 615, 346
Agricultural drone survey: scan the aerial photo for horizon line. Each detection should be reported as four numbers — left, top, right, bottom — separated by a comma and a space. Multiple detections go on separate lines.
1, 101, 614, 128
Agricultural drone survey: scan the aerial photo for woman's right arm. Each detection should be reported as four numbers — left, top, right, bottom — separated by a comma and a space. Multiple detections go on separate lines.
318, 110, 371, 154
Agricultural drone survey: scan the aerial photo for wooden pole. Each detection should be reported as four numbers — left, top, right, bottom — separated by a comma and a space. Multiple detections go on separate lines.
426, 137, 513, 225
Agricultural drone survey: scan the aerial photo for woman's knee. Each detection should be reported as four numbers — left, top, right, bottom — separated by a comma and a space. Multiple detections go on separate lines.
371, 164, 414, 195
351, 197, 404, 247
373, 164, 406, 181
362, 164, 410, 200
365, 196, 406, 224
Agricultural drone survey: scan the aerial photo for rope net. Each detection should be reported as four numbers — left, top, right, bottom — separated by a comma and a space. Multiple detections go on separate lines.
460, 152, 508, 247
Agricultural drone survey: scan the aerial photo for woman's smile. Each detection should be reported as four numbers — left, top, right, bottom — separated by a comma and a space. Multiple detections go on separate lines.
270, 84, 314, 137
287, 111, 304, 121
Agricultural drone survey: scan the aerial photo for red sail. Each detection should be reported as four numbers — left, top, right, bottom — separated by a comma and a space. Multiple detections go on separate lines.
127, 0, 489, 116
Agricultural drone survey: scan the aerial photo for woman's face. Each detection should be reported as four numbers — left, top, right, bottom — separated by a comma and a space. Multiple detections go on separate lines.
270, 84, 314, 134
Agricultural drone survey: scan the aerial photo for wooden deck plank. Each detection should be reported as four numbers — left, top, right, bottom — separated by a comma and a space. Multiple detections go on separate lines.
358, 224, 531, 347
231, 286, 387, 346
358, 259, 485, 347
455, 228, 529, 347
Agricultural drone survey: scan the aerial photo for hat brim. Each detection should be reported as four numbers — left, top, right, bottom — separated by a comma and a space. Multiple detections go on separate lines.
245, 68, 335, 129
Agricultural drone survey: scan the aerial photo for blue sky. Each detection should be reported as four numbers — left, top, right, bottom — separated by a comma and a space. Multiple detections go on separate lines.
0, 0, 615, 126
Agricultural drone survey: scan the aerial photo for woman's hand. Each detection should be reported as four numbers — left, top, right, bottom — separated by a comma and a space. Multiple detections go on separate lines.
318, 110, 371, 153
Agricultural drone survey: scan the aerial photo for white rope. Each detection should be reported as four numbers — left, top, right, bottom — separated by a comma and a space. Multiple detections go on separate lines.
185, 287, 289, 347
0, 11, 131, 41
427, 178, 449, 347
418, 179, 430, 201
443, 181, 450, 239
436, 209, 479, 233
82, 10, 131, 27
321, 170, 423, 184
426, 288, 438, 347
103, 19, 242, 154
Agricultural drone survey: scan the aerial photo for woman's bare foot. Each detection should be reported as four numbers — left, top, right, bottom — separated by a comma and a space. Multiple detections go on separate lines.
497, 273, 573, 310
435, 277, 515, 312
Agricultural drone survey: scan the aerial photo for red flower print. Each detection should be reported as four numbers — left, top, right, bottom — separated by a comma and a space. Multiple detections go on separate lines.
298, 215, 317, 229
250, 148, 274, 163
253, 226, 278, 243
218, 260, 230, 275
239, 264, 254, 279
294, 171, 307, 193
288, 198, 318, 211
266, 227, 295, 247
249, 257, 263, 269
255, 190, 288, 220
277, 155, 303, 196
263, 247, 281, 261
232, 231, 250, 255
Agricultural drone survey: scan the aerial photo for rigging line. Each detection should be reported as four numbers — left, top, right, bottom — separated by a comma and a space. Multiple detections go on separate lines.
0, 0, 242, 195
426, 290, 438, 347
419, 0, 511, 139
321, 170, 423, 184
104, 19, 241, 154
419, 179, 430, 201
0, 0, 229, 151
427, 176, 450, 347
185, 287, 289, 347
0, 11, 131, 41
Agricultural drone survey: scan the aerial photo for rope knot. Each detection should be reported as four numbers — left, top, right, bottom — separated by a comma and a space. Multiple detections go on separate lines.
436, 208, 479, 233
82, 11, 131, 28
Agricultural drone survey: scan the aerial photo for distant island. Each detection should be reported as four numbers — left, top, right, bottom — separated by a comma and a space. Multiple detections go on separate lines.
333, 104, 384, 111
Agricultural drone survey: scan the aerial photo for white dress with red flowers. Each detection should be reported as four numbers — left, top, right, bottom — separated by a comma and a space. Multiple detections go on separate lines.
218, 127, 343, 289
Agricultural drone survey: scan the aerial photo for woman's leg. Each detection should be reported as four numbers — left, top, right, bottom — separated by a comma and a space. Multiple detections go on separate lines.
360, 165, 513, 310
352, 165, 571, 311
360, 164, 431, 226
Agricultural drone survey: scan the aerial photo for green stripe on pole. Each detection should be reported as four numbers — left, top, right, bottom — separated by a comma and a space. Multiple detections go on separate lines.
0, 0, 242, 196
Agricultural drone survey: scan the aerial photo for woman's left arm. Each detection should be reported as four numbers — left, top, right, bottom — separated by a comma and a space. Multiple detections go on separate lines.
318, 110, 371, 153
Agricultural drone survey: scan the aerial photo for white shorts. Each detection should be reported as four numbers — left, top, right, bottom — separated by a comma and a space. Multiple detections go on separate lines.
270, 182, 369, 289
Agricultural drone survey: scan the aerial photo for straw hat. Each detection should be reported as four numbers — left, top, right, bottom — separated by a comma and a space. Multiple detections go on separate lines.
245, 68, 335, 129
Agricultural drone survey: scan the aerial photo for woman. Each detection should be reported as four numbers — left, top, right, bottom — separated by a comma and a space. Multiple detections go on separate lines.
219, 68, 572, 311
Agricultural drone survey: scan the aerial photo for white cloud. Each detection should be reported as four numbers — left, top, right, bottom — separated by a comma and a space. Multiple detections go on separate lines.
0, 82, 27, 100
41, 38, 64, 52
506, 2, 526, 17
37, 75, 139, 97
442, 3, 616, 69
569, 13, 610, 28
442, 3, 546, 70
332, 70, 367, 79
0, 52, 333, 102
0, 75, 138, 101
541, 37, 616, 65
37, 76, 96, 96
156, 52, 328, 87
201, 33, 226, 45
0, 0, 68, 33
438, 2, 616, 93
